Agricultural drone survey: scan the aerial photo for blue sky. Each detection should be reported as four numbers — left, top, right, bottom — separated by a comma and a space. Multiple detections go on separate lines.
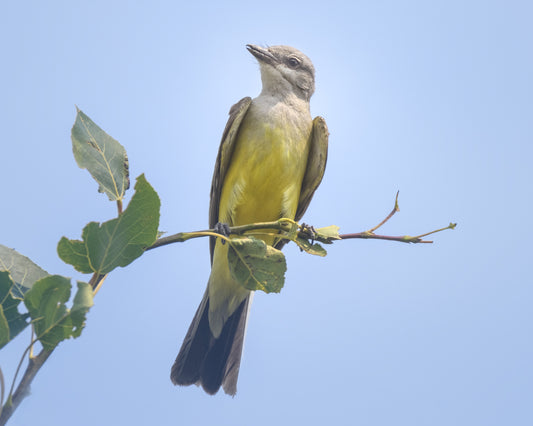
1, 1, 532, 425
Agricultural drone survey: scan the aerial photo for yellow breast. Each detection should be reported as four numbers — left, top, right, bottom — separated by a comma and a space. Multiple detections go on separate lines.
218, 114, 312, 231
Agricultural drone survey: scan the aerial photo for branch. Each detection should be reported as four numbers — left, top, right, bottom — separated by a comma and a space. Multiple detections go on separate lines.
0, 191, 454, 425
339, 223, 457, 244
147, 219, 298, 251
338, 191, 457, 244
1, 276, 100, 423
0, 349, 53, 426
147, 193, 456, 250
1, 191, 137, 424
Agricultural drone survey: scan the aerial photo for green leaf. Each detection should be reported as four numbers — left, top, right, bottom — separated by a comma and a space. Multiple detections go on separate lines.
293, 238, 328, 257
227, 237, 286, 294
315, 225, 341, 242
0, 244, 49, 297
57, 174, 160, 274
0, 271, 30, 348
71, 107, 130, 201
24, 276, 93, 351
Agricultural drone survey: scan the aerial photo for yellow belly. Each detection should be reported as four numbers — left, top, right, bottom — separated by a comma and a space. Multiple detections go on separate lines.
218, 121, 311, 233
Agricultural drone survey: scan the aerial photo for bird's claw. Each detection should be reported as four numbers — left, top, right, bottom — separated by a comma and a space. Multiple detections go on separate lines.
301, 223, 317, 244
214, 222, 231, 244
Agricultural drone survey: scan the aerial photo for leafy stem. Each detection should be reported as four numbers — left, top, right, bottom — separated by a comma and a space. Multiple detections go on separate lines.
147, 193, 456, 250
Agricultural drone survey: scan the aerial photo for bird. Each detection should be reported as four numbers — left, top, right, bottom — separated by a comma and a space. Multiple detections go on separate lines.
170, 44, 328, 395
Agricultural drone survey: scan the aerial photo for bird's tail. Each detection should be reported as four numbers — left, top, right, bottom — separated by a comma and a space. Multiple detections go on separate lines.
170, 289, 251, 395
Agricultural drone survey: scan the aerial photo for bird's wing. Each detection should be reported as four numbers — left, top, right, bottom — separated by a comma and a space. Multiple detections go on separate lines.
295, 116, 329, 222
209, 97, 253, 262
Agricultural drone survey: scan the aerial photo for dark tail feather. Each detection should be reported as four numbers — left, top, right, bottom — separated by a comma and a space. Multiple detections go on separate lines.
171, 290, 251, 395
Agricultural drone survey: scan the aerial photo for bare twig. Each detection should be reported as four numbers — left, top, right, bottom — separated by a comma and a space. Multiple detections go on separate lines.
339, 193, 456, 243
367, 191, 400, 233
339, 231, 433, 244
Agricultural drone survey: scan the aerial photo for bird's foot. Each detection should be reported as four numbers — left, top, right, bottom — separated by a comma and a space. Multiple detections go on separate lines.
301, 223, 317, 244
214, 222, 231, 244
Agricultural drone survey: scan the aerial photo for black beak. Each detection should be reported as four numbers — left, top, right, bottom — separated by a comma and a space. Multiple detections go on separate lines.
246, 44, 278, 65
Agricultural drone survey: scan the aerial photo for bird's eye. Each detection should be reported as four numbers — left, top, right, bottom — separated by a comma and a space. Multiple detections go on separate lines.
287, 57, 301, 68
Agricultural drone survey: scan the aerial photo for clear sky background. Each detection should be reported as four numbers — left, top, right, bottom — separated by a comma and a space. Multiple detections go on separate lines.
1, 1, 531, 425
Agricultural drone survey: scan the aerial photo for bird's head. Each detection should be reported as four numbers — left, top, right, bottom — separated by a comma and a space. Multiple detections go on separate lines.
247, 44, 315, 102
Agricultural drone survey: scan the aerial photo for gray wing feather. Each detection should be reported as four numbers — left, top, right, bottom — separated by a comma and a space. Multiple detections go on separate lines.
295, 116, 329, 221
209, 97, 252, 262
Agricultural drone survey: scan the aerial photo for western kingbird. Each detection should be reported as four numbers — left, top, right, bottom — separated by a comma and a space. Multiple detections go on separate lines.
171, 44, 328, 395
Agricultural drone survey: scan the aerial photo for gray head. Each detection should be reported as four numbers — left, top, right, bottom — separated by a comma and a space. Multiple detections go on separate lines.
247, 44, 315, 101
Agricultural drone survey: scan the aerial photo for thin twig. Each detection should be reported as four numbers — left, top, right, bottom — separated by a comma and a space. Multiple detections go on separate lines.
8, 343, 32, 400
367, 191, 400, 233
339, 232, 433, 244
338, 192, 455, 243
411, 223, 457, 239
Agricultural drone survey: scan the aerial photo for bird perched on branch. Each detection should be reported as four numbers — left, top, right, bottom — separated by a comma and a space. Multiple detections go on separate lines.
171, 44, 328, 395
